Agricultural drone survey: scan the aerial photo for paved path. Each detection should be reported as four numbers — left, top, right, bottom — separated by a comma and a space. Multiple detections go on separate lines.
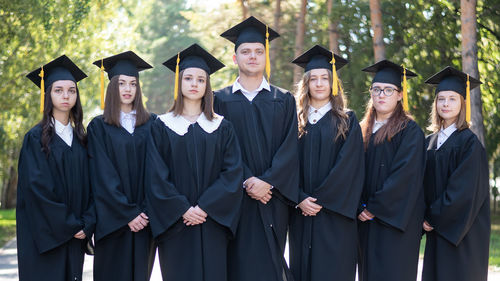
1, 238, 500, 280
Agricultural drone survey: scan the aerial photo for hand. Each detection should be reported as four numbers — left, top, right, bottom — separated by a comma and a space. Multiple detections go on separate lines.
423, 221, 434, 232
74, 230, 86, 239
298, 197, 322, 216
358, 209, 375, 221
128, 212, 149, 232
244, 177, 273, 204
183, 206, 207, 226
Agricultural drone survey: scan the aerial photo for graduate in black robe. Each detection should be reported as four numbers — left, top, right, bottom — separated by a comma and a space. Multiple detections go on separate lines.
421, 67, 490, 281
17, 55, 95, 281
88, 51, 156, 281
288, 45, 365, 281
147, 44, 244, 281
357, 60, 426, 281
214, 16, 299, 281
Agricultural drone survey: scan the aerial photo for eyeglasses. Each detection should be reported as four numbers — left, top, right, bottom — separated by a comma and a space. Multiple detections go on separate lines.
369, 87, 399, 97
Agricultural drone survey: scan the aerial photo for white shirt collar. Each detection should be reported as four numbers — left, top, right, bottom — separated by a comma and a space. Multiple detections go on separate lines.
308, 103, 332, 124
372, 118, 388, 133
437, 123, 457, 149
158, 112, 224, 136
231, 77, 271, 102
120, 110, 136, 134
53, 118, 73, 146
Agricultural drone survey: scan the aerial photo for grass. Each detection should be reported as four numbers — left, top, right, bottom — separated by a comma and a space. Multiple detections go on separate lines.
0, 209, 16, 247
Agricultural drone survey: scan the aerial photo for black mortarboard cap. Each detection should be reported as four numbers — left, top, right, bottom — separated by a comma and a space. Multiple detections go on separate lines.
362, 59, 417, 88
93, 51, 152, 80
26, 55, 87, 89
220, 16, 279, 51
163, 43, 225, 75
292, 45, 348, 72
424, 66, 481, 98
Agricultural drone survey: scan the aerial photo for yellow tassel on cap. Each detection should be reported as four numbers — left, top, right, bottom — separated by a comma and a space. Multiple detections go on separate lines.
330, 53, 339, 96
466, 74, 471, 123
265, 25, 271, 80
100, 59, 105, 110
174, 53, 180, 100
39, 66, 45, 113
401, 64, 409, 112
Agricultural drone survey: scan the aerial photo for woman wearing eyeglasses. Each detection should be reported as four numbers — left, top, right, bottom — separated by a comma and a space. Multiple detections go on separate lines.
357, 60, 426, 281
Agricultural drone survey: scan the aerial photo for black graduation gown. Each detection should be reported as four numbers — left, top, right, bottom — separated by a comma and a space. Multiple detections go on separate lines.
357, 120, 426, 281
214, 85, 299, 281
422, 128, 490, 281
146, 115, 243, 281
16, 124, 95, 281
289, 111, 364, 281
87, 115, 156, 281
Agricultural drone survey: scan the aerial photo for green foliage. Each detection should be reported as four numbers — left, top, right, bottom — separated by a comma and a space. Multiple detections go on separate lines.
0, 209, 15, 246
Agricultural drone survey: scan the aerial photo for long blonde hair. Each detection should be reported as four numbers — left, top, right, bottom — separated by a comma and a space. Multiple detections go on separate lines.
426, 93, 469, 133
296, 69, 349, 141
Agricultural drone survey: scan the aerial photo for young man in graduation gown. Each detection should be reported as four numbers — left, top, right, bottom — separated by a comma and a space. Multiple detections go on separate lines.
421, 67, 490, 281
88, 51, 156, 281
213, 16, 300, 281
18, 55, 95, 281
357, 60, 426, 281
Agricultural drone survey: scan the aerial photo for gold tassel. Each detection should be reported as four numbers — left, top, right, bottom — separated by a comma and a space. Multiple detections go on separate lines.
174, 53, 180, 100
39, 66, 45, 113
401, 64, 409, 112
466, 74, 471, 123
265, 25, 271, 80
330, 52, 339, 96
100, 59, 105, 110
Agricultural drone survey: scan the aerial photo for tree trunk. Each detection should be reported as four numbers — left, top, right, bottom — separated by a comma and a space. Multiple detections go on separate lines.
239, 0, 249, 20
327, 0, 340, 55
369, 0, 385, 62
270, 0, 281, 73
1, 166, 17, 209
293, 0, 307, 85
461, 0, 486, 147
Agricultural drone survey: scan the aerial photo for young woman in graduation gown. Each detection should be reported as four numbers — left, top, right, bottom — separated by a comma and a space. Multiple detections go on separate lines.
17, 55, 95, 281
357, 60, 426, 281
288, 45, 364, 281
87, 51, 156, 281
421, 67, 490, 281
146, 43, 243, 281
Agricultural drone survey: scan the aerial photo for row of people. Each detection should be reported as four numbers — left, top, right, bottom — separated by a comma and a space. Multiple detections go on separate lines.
17, 16, 489, 281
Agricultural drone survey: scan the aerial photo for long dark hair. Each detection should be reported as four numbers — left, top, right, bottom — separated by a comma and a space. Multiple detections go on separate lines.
103, 75, 150, 127
359, 94, 412, 149
39, 83, 87, 156
169, 69, 215, 120
295, 69, 349, 140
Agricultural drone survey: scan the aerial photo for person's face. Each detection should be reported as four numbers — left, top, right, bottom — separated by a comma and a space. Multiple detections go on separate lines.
50, 80, 77, 113
233, 42, 266, 76
436, 90, 462, 124
370, 82, 402, 116
181, 67, 207, 102
308, 68, 331, 103
118, 75, 137, 106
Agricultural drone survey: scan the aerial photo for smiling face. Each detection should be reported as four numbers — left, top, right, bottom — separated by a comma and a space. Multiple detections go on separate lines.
181, 67, 207, 102
436, 90, 462, 124
370, 82, 402, 117
50, 80, 77, 114
118, 75, 137, 108
233, 42, 266, 77
308, 68, 331, 104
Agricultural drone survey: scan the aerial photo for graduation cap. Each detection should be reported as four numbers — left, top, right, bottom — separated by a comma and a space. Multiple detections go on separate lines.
220, 16, 279, 79
425, 66, 481, 122
26, 55, 87, 113
362, 59, 418, 112
292, 45, 348, 96
163, 43, 225, 100
93, 51, 153, 109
